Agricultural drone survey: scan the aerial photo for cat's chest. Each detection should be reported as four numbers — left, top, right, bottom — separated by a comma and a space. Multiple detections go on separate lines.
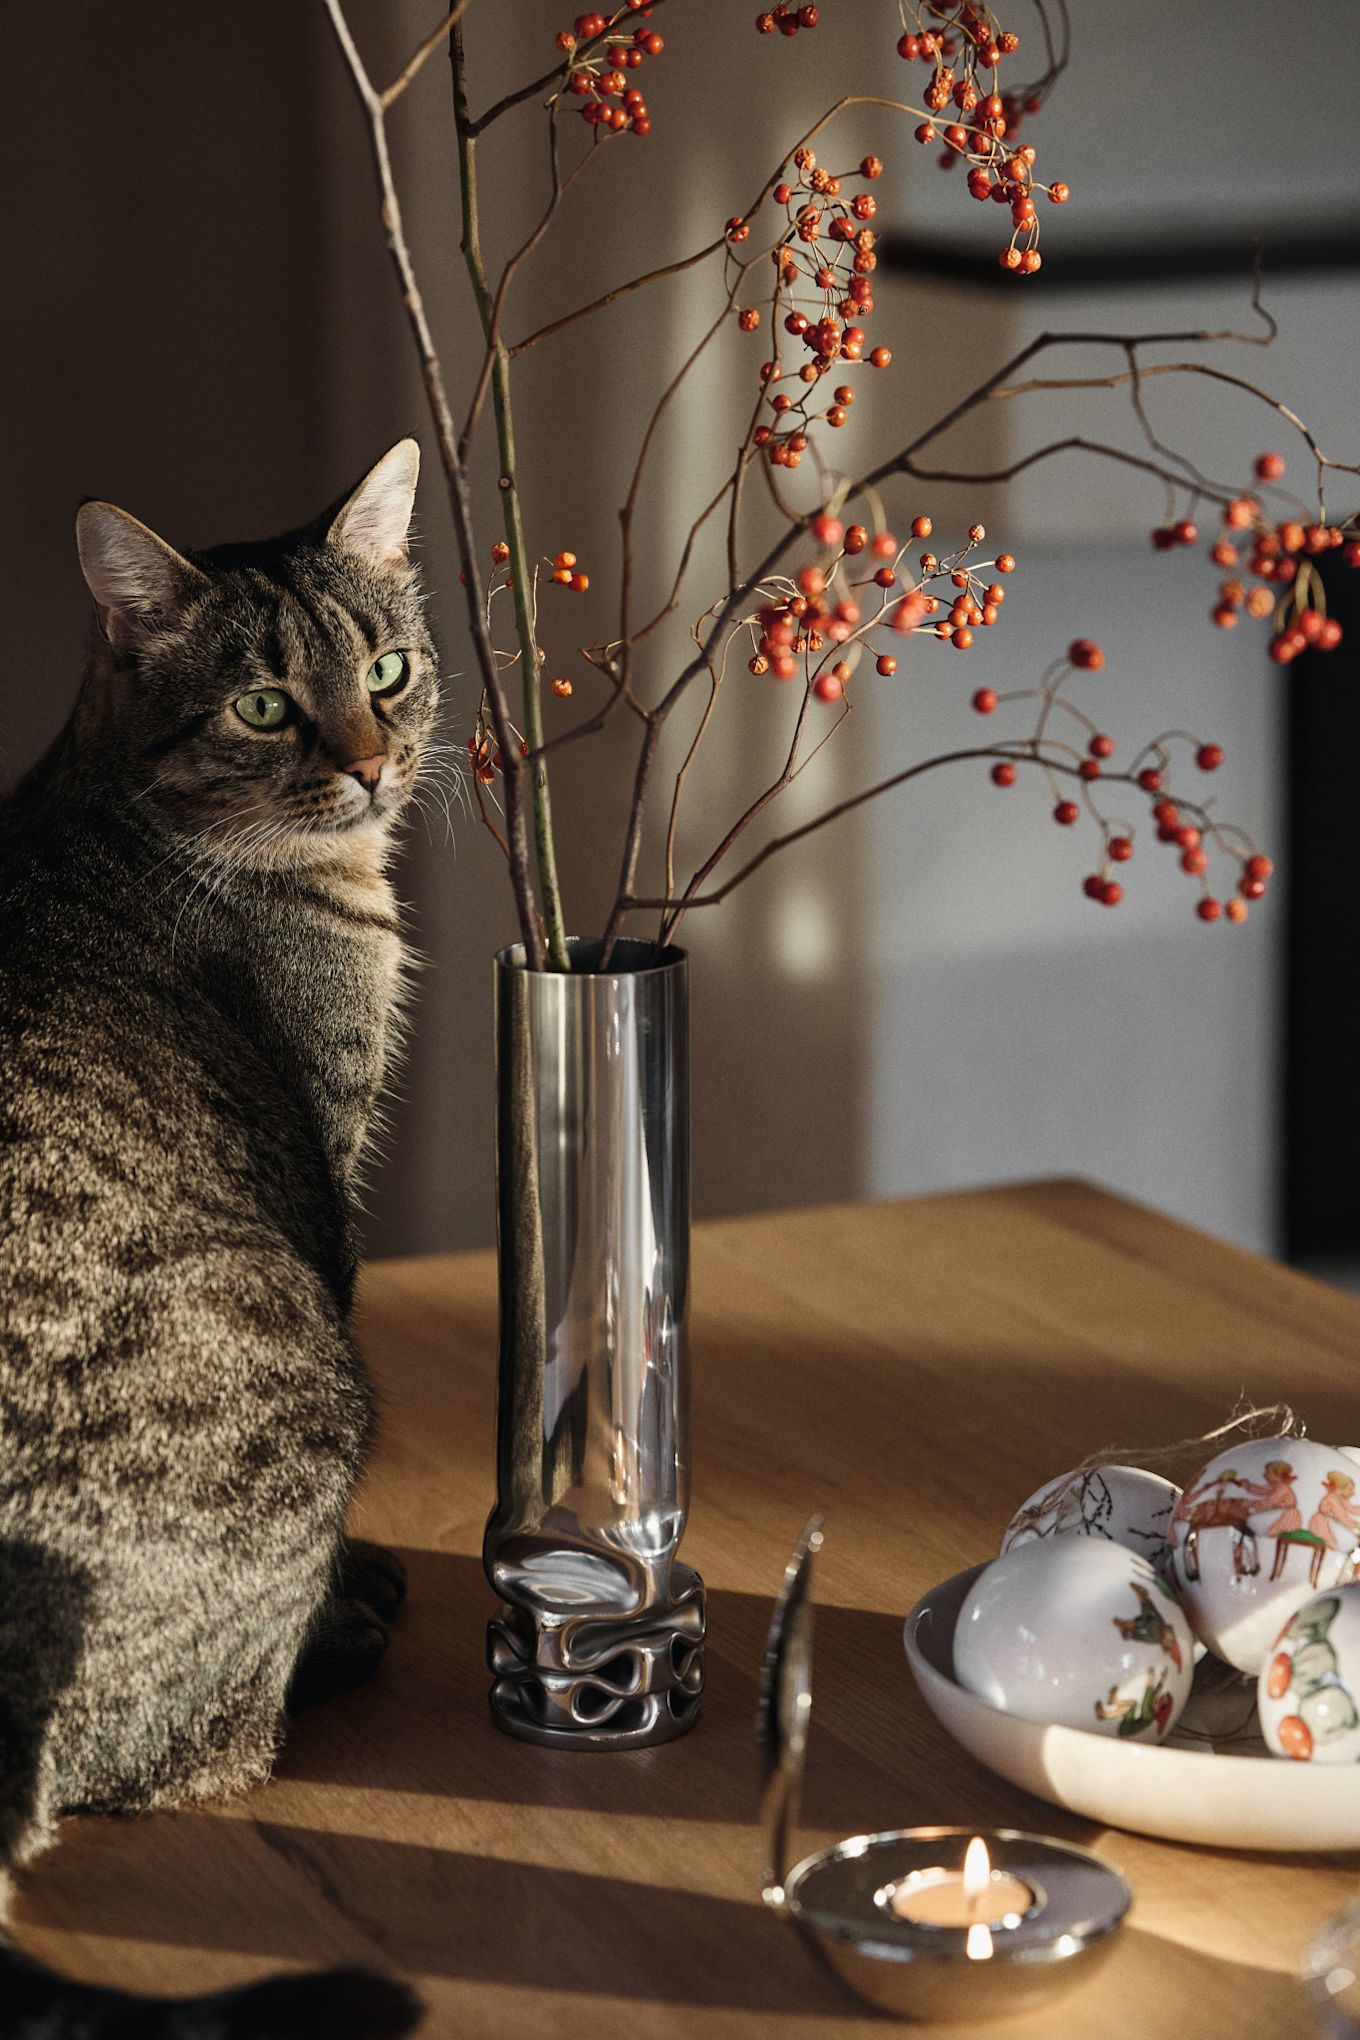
226, 854, 404, 1180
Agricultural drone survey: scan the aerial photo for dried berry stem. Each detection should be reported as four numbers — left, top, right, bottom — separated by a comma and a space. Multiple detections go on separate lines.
467, 0, 671, 138
379, 2, 473, 111
322, 0, 544, 967
634, 749, 1212, 935
453, 21, 571, 971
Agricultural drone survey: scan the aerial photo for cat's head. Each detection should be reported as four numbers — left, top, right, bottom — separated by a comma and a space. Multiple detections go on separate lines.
74, 440, 437, 855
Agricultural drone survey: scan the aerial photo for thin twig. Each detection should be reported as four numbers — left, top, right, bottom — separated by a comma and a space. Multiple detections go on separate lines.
657, 676, 818, 946
471, 766, 511, 860
460, 99, 598, 458
894, 436, 1242, 505
322, 0, 543, 965
987, 361, 1360, 516
379, 1, 472, 110
630, 751, 1210, 940
452, 21, 571, 970
512, 240, 727, 357
663, 623, 735, 911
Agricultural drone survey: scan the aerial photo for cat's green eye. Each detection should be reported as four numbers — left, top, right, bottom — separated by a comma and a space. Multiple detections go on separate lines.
235, 688, 291, 730
367, 651, 408, 695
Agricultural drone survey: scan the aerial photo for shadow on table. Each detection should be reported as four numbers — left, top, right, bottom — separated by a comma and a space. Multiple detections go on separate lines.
26, 1815, 852, 2014
21, 1547, 1348, 2021
275, 1547, 1102, 1847
20, 1817, 1318, 2028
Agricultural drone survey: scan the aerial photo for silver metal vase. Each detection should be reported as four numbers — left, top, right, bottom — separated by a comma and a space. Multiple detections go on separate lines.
484, 936, 705, 1749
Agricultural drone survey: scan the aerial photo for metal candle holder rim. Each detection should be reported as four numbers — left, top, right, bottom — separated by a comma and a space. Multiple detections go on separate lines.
495, 935, 686, 978
780, 1826, 1128, 1962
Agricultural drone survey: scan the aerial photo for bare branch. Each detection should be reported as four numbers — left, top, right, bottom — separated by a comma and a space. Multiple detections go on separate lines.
628, 750, 1224, 938
511, 240, 727, 357
460, 102, 601, 458
894, 436, 1240, 505
452, 21, 571, 969
322, 0, 544, 965
379, 2, 472, 110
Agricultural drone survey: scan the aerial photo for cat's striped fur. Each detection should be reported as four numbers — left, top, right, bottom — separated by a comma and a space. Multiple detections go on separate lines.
0, 443, 435, 2037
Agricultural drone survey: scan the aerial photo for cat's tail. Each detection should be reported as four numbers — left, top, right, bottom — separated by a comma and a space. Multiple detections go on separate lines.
0, 1941, 423, 2039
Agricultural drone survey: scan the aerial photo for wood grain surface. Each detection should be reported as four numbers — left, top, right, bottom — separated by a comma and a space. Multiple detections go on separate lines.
14, 1180, 1360, 2037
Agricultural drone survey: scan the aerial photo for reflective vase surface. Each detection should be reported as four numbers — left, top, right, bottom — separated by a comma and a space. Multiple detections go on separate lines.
484, 937, 705, 1748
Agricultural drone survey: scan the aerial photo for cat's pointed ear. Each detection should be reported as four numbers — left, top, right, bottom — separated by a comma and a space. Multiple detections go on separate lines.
75, 502, 205, 650
326, 439, 420, 571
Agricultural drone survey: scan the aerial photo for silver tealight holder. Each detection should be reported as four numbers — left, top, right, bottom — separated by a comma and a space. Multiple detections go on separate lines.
758, 1519, 1133, 2022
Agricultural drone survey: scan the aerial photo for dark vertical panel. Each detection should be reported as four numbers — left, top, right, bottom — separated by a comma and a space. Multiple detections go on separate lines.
1284, 551, 1360, 1259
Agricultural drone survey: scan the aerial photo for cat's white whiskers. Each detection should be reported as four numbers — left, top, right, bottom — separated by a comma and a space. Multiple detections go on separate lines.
149, 799, 277, 898
167, 810, 290, 955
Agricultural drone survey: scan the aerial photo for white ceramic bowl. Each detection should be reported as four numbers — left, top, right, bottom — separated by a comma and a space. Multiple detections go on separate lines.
905, 1565, 1360, 1851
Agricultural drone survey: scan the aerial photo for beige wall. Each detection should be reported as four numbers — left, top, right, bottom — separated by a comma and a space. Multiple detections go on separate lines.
4, 3, 1352, 1260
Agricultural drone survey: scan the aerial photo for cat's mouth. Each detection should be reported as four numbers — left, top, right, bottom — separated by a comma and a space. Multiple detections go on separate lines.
307, 765, 416, 836
324, 805, 390, 835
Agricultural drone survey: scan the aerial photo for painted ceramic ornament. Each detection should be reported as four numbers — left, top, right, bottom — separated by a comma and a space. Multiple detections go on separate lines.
1259, 1583, 1360, 1763
1001, 1464, 1180, 1579
954, 1538, 1195, 1743
1169, 1438, 1360, 1674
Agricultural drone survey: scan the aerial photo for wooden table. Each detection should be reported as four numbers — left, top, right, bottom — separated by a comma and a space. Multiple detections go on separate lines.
17, 1182, 1360, 2036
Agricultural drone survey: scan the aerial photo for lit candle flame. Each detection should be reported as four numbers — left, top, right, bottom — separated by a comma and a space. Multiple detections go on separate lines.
964, 1837, 993, 1961
963, 1836, 991, 1908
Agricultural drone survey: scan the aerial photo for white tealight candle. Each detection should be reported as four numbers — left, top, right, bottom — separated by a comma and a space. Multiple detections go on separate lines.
887, 1837, 1035, 1933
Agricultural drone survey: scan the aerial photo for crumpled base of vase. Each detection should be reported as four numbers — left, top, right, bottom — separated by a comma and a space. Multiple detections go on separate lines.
487, 1561, 706, 1749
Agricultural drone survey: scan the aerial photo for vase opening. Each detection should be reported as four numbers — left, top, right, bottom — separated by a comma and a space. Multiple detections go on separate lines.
497, 935, 686, 978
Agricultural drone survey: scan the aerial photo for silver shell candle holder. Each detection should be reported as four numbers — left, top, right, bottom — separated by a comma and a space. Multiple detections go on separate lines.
758, 1519, 1133, 2022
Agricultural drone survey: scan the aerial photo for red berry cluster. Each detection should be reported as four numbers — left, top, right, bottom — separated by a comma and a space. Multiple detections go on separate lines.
912, 122, 1066, 274
1154, 453, 1357, 661
549, 547, 590, 592
896, 4, 1066, 268
1131, 785, 1272, 923
742, 515, 1016, 698
755, 4, 820, 30
557, 8, 662, 135
977, 639, 1270, 923
732, 147, 888, 469
749, 1, 1066, 269
895, 2, 1044, 132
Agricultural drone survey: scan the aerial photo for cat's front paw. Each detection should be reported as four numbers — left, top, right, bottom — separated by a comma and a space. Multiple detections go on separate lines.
340, 1537, 407, 1622
287, 1595, 390, 1713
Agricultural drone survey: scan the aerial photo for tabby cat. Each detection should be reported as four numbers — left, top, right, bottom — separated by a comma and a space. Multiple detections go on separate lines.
0, 441, 436, 2037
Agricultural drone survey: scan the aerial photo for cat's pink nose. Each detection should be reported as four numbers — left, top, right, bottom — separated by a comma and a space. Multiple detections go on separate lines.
344, 754, 387, 794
